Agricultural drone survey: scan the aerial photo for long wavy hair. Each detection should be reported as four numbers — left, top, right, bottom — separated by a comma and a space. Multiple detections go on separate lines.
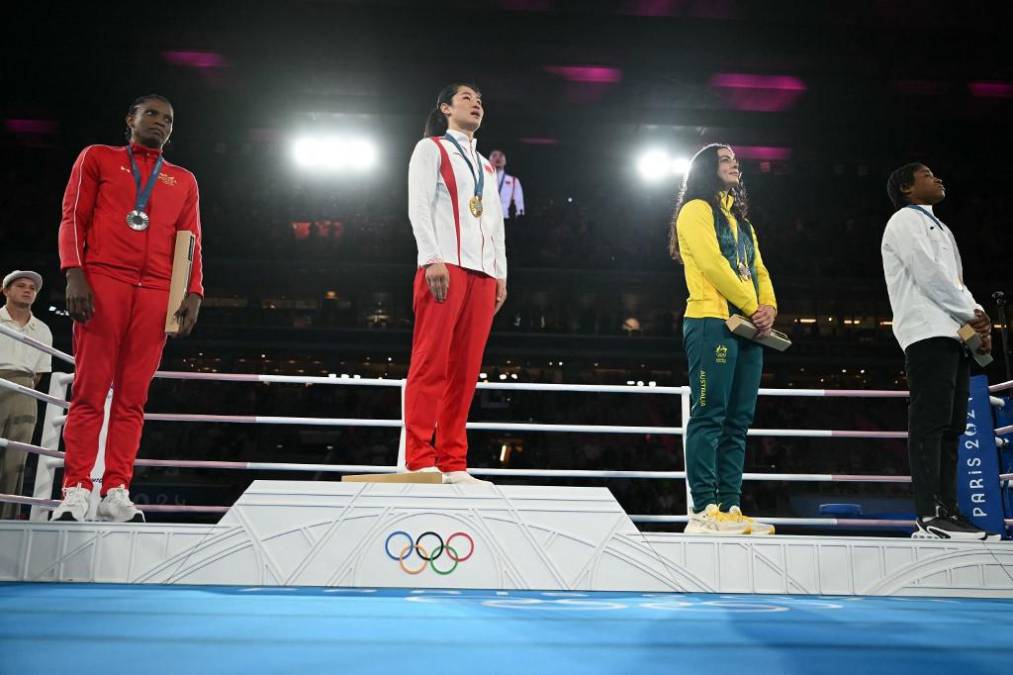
668, 143, 752, 263
423, 82, 481, 138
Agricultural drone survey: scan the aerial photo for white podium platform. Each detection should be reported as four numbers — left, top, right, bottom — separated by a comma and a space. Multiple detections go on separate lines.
2, 480, 1012, 597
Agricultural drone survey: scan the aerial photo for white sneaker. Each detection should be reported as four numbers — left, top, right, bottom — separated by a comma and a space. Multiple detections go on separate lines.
97, 486, 144, 523
408, 466, 442, 474
684, 504, 749, 535
51, 485, 90, 522
442, 471, 492, 485
725, 505, 775, 535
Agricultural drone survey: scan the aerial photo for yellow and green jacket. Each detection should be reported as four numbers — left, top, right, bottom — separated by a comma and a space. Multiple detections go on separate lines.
676, 193, 776, 319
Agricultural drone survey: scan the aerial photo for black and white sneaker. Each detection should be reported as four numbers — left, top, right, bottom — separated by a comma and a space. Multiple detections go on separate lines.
912, 506, 997, 541
946, 510, 1002, 542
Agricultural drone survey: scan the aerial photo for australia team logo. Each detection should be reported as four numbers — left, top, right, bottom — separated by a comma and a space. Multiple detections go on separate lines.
384, 530, 475, 575
715, 344, 728, 364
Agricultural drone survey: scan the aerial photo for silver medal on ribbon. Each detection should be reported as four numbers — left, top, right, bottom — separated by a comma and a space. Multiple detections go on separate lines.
126, 210, 150, 231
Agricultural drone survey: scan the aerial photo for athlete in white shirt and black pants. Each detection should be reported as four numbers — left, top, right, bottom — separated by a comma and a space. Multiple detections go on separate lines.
404, 83, 507, 484
882, 162, 995, 540
489, 150, 525, 219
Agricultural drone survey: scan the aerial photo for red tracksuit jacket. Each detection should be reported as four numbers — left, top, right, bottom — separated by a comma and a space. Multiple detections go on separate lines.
58, 143, 204, 295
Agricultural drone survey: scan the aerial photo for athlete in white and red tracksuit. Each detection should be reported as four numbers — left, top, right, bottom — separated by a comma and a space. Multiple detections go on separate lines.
404, 83, 507, 484
52, 95, 204, 522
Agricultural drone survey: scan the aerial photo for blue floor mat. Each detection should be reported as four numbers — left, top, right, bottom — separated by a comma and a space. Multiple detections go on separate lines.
1, 583, 1010, 674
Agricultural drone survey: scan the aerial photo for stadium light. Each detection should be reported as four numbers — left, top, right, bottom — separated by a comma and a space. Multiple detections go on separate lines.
636, 149, 671, 182
636, 148, 691, 183
291, 135, 378, 172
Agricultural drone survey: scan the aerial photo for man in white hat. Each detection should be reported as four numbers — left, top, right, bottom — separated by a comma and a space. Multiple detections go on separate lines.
0, 270, 53, 519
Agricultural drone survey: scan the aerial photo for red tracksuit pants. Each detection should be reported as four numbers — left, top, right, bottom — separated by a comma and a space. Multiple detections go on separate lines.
404, 265, 496, 472
62, 273, 168, 494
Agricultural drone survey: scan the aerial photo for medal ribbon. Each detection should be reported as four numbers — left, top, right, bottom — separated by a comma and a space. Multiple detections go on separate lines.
735, 226, 751, 277
126, 146, 165, 217
906, 204, 943, 228
906, 204, 964, 282
442, 134, 484, 205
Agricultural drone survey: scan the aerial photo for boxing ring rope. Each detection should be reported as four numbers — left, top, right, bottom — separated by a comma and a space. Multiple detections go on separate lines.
4, 321, 1013, 395
2, 323, 1011, 530
0, 373, 985, 443
0, 323, 74, 365
0, 492, 229, 514
6, 488, 1012, 527
0, 376, 70, 409
0, 438, 913, 483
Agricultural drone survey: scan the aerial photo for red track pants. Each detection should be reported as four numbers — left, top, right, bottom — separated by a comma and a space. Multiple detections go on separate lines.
404, 265, 496, 472
62, 273, 168, 494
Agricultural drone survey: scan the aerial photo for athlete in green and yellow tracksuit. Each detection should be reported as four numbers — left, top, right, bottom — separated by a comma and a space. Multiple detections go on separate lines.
672, 144, 777, 534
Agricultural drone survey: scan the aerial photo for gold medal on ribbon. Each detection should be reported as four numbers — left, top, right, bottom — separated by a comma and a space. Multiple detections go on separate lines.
442, 134, 486, 219
737, 261, 752, 281
469, 195, 483, 218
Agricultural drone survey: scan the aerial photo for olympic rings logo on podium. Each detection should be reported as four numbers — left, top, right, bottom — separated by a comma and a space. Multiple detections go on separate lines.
384, 531, 475, 575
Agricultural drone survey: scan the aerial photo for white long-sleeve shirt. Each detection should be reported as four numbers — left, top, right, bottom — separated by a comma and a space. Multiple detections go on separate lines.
881, 204, 981, 351
496, 170, 525, 218
407, 129, 507, 279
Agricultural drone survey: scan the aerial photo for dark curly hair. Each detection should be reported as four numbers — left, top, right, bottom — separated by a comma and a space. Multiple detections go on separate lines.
668, 143, 752, 263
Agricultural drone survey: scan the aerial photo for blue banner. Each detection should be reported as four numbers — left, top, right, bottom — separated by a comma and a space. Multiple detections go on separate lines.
957, 375, 1006, 536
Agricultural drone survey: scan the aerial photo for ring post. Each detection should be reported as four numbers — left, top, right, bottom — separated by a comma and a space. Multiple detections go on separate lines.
680, 388, 693, 514
396, 378, 407, 471
957, 375, 1006, 537
996, 395, 1013, 538
30, 374, 72, 521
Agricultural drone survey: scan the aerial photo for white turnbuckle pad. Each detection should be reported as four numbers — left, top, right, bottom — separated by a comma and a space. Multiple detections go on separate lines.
2, 480, 1012, 597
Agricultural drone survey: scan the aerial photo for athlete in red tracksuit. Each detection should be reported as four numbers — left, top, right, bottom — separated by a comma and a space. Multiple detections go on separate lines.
51, 94, 204, 522
404, 83, 508, 484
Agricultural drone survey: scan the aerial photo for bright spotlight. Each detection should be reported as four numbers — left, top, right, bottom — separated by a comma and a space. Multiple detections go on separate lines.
319, 137, 348, 170
292, 137, 320, 168
348, 139, 378, 170
636, 149, 671, 182
291, 135, 378, 172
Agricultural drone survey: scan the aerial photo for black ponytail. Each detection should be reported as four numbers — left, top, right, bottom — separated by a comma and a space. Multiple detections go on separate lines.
423, 82, 480, 138
424, 107, 449, 138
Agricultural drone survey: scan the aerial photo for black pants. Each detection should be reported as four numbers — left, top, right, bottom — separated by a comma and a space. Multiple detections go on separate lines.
904, 337, 970, 517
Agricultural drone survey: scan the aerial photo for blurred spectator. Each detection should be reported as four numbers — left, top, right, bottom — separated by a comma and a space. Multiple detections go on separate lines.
490, 149, 525, 219
0, 270, 52, 518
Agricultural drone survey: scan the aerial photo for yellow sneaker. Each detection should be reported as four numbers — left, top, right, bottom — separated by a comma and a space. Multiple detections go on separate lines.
724, 505, 775, 535
685, 503, 750, 535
